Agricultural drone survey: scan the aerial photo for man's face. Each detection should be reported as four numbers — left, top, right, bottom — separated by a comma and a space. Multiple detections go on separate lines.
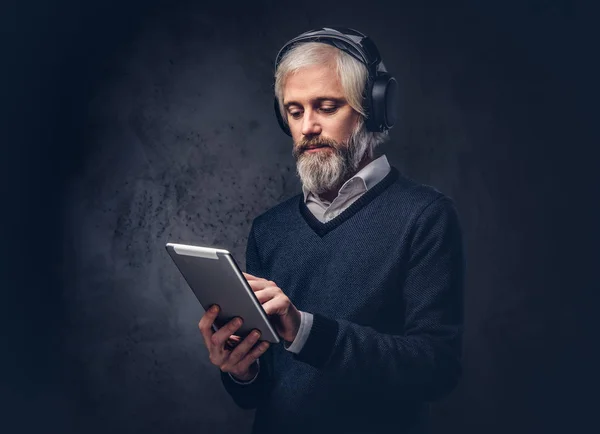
282, 62, 369, 195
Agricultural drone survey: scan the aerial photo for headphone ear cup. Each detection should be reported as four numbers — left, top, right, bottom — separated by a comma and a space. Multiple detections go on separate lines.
274, 98, 292, 136
369, 74, 398, 132
383, 76, 398, 129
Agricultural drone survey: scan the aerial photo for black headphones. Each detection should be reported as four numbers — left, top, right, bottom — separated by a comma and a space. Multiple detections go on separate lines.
273, 26, 398, 137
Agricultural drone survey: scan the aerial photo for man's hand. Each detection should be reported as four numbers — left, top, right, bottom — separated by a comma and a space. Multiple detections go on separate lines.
198, 305, 270, 382
243, 272, 302, 343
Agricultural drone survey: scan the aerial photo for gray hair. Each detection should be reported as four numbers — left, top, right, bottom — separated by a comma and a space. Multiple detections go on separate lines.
274, 42, 388, 155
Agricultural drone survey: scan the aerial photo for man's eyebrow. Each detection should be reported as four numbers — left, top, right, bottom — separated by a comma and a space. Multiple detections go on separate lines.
283, 97, 347, 109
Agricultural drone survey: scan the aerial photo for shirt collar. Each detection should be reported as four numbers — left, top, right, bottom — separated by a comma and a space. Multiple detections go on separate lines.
302, 154, 391, 202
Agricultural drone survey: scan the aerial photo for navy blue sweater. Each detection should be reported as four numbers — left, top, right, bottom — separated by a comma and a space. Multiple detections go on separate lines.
220, 167, 465, 434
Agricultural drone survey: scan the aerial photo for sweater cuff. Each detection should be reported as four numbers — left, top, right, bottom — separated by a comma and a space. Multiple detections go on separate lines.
293, 312, 339, 368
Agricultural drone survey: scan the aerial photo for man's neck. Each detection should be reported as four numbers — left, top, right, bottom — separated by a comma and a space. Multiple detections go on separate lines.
318, 154, 373, 203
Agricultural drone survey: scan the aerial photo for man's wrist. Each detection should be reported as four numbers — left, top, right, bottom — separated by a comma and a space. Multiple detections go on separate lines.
228, 360, 259, 384
284, 307, 303, 343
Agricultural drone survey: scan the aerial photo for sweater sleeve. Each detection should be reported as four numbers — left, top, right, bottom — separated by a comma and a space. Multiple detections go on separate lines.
293, 196, 465, 402
219, 221, 275, 409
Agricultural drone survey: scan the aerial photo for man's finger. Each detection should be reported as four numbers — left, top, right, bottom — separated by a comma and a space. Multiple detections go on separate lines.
242, 272, 259, 280
254, 286, 279, 304
246, 279, 275, 292
243, 273, 272, 284
237, 341, 271, 372
211, 316, 244, 347
228, 329, 263, 365
225, 335, 242, 350
262, 297, 286, 316
228, 335, 242, 344
198, 305, 220, 346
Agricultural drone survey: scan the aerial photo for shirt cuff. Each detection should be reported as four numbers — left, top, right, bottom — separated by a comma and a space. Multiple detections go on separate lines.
228, 359, 260, 385
283, 311, 314, 354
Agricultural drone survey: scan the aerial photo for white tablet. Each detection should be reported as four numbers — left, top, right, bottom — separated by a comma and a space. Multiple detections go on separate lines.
165, 242, 280, 344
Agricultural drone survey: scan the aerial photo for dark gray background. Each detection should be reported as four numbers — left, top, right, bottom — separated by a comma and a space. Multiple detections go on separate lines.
2, 0, 597, 433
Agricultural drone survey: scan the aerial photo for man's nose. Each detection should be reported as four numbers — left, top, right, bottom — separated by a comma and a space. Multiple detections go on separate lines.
301, 109, 322, 136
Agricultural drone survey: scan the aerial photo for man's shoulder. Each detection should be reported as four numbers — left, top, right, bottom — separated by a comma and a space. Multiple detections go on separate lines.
387, 167, 454, 213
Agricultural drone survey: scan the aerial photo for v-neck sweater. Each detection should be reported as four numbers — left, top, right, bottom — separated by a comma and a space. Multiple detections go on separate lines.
299, 165, 399, 237
221, 166, 465, 434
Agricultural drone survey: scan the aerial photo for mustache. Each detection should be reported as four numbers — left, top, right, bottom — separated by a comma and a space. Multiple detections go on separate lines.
293, 137, 340, 157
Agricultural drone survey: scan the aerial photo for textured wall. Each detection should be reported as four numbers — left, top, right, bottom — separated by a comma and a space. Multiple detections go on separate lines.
62, 6, 299, 432
3, 1, 596, 433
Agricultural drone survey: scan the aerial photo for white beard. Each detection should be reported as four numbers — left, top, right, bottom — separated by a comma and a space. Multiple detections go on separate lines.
294, 121, 371, 195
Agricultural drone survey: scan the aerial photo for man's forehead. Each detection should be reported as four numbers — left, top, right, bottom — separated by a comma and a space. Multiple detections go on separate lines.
282, 65, 345, 104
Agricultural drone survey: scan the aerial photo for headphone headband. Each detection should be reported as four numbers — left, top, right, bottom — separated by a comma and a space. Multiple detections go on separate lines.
274, 27, 384, 76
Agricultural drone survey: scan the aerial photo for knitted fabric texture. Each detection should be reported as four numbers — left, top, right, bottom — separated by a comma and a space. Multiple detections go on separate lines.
220, 167, 465, 434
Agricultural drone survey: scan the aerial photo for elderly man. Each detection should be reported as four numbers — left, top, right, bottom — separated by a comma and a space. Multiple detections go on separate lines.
198, 27, 465, 434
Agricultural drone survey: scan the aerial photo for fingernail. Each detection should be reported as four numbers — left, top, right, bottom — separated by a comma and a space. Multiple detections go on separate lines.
253, 331, 260, 338
210, 305, 218, 313
235, 318, 243, 326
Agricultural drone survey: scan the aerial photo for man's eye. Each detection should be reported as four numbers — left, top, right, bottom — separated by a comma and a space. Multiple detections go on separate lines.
289, 112, 302, 119
320, 106, 338, 113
